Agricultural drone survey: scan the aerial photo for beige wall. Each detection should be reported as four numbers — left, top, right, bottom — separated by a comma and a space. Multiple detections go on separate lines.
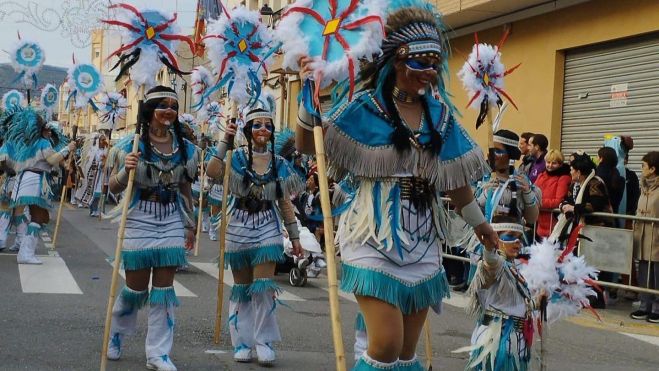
445, 0, 659, 152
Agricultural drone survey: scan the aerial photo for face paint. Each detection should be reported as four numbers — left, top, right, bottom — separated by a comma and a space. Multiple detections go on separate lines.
405, 59, 441, 73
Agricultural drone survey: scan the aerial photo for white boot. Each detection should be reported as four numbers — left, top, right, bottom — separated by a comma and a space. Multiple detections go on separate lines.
107, 287, 148, 360
229, 284, 254, 362
9, 214, 28, 252
208, 224, 218, 241
249, 279, 281, 365
17, 222, 41, 265
0, 211, 9, 250
202, 211, 210, 233
146, 287, 178, 371
354, 312, 368, 361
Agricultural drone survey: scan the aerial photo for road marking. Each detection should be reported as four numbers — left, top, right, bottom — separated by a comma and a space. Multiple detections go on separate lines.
190, 262, 305, 302
18, 255, 83, 294
204, 349, 227, 354
620, 332, 659, 347
105, 260, 197, 297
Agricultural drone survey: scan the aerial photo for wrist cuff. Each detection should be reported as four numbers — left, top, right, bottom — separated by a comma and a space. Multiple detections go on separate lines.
461, 199, 486, 228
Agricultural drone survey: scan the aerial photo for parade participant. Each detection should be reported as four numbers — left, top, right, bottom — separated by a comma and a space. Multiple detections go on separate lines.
3, 109, 74, 264
75, 132, 108, 216
206, 103, 304, 365
203, 137, 223, 242
467, 130, 539, 283
105, 86, 198, 371
295, 2, 497, 369
455, 216, 545, 371
0, 114, 16, 251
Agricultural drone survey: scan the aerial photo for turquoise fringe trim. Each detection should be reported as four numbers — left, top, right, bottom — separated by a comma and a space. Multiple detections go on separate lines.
247, 278, 282, 295
224, 244, 284, 270
149, 286, 179, 307
11, 196, 50, 209
340, 264, 450, 316
0, 210, 11, 218
120, 286, 148, 309
353, 356, 397, 370
355, 312, 366, 332
12, 214, 28, 226
121, 247, 187, 271
26, 223, 41, 236
230, 284, 251, 303
397, 357, 424, 371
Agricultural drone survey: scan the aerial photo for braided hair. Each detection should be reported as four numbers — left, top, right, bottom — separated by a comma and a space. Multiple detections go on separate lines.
139, 86, 191, 178
242, 109, 283, 199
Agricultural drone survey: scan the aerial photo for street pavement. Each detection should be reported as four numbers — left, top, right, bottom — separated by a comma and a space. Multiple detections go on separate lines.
1, 203, 658, 370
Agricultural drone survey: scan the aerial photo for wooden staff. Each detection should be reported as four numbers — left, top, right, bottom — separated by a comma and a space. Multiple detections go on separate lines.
213, 111, 236, 344
51, 109, 80, 249
311, 99, 346, 370
194, 121, 208, 256
423, 320, 433, 370
100, 89, 144, 371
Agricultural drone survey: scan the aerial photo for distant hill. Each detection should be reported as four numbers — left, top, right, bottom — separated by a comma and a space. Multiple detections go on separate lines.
0, 63, 68, 101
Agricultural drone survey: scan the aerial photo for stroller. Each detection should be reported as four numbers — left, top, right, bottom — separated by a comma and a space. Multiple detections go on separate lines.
276, 221, 325, 287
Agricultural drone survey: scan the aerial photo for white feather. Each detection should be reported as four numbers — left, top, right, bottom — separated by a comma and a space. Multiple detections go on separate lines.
457, 43, 506, 108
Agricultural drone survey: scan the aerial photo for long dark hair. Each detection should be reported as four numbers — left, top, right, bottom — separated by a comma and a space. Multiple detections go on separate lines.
242, 109, 283, 199
140, 86, 188, 167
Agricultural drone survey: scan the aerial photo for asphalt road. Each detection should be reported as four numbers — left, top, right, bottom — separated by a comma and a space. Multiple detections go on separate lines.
0, 204, 658, 370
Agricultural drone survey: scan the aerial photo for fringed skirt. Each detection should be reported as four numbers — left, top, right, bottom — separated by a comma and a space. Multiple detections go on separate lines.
224, 205, 284, 271
339, 199, 449, 315
208, 184, 223, 206
11, 171, 52, 209
465, 317, 531, 371
122, 200, 187, 271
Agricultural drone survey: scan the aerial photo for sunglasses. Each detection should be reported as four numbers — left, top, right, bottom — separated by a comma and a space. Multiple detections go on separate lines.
405, 59, 441, 73
252, 122, 274, 131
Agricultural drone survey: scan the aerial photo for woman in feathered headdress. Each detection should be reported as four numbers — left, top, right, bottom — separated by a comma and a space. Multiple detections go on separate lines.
2, 108, 75, 264
206, 99, 304, 365
294, 1, 498, 369
104, 86, 198, 371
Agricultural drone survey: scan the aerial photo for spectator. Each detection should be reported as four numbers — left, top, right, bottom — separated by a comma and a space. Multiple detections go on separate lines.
621, 136, 641, 218
517, 132, 535, 177
596, 146, 625, 214
630, 151, 659, 323
560, 153, 614, 308
534, 149, 571, 239
528, 134, 548, 183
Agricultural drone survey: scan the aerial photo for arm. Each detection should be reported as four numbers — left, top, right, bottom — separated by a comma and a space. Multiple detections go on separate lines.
206, 122, 237, 181
45, 142, 76, 166
278, 197, 302, 256
448, 185, 499, 250
479, 247, 503, 289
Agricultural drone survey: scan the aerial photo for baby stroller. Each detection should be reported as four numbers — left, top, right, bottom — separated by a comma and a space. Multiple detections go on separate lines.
277, 222, 325, 287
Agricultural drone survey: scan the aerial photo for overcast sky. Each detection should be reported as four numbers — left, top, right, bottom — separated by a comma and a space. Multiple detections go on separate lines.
0, 0, 197, 68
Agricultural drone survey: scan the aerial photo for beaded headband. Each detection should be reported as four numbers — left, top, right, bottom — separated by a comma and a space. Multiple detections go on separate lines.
493, 135, 518, 148
145, 91, 178, 102
381, 22, 442, 65
245, 110, 273, 123
491, 223, 525, 234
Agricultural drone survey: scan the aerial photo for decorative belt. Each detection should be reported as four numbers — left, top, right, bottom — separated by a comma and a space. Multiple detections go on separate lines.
235, 197, 272, 212
398, 177, 434, 208
138, 189, 177, 204
482, 309, 527, 332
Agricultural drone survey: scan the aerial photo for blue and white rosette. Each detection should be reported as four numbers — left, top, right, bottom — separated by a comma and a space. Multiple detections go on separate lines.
40, 84, 59, 119
98, 91, 128, 130
8, 39, 46, 89
2, 90, 25, 111
66, 63, 104, 111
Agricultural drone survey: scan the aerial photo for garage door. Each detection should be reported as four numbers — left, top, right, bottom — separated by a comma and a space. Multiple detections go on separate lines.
561, 33, 659, 173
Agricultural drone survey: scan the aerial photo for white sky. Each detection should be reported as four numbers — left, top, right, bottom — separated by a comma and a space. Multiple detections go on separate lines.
0, 0, 197, 68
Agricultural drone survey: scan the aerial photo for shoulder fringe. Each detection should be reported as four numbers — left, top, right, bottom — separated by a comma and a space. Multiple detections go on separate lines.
466, 260, 528, 319
324, 124, 489, 191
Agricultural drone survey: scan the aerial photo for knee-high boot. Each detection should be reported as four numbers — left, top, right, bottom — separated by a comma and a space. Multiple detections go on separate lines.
354, 312, 368, 361
107, 286, 148, 360
145, 286, 179, 371
353, 353, 398, 370
9, 214, 28, 252
228, 283, 254, 362
249, 278, 281, 365
0, 210, 11, 250
17, 222, 41, 265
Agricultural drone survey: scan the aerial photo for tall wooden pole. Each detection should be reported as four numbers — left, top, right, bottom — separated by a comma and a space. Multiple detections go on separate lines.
194, 122, 208, 256
52, 108, 80, 249
100, 87, 144, 371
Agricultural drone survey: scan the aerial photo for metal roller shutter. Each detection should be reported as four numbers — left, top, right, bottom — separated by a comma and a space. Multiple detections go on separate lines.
561, 33, 659, 173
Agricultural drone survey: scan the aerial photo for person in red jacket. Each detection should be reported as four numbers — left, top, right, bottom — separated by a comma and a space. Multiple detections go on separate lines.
535, 149, 571, 239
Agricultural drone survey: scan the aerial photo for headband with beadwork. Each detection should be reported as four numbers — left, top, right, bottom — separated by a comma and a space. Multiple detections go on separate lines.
493, 135, 518, 148
145, 91, 178, 102
381, 21, 442, 65
245, 110, 273, 123
491, 222, 525, 234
